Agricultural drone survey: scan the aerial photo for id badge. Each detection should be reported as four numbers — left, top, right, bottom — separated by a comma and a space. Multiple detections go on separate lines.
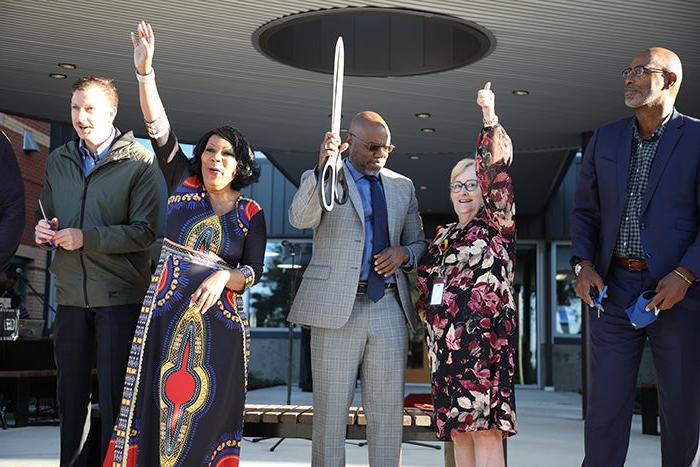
429, 277, 446, 306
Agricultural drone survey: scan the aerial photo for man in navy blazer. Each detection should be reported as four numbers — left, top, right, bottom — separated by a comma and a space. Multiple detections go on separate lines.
571, 47, 700, 467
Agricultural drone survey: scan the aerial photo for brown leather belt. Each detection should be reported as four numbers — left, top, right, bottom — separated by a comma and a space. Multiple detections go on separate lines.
612, 256, 648, 271
357, 281, 397, 295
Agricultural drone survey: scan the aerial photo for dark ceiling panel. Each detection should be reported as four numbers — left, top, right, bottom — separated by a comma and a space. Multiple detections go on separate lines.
1, 0, 698, 217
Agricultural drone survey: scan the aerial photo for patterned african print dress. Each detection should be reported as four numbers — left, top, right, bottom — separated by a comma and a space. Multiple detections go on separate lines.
104, 130, 266, 467
416, 125, 518, 440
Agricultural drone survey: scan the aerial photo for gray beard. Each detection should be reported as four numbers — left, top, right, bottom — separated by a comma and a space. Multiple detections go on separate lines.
624, 89, 651, 108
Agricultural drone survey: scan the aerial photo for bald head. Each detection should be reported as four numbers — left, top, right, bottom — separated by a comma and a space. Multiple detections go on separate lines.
625, 47, 683, 111
636, 47, 683, 94
347, 111, 393, 175
349, 111, 391, 136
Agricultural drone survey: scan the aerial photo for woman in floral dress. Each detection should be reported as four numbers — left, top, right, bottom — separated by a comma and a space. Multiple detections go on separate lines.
416, 82, 517, 467
103, 23, 266, 467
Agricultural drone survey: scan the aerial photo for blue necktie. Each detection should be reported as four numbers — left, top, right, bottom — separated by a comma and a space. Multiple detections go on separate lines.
366, 175, 389, 302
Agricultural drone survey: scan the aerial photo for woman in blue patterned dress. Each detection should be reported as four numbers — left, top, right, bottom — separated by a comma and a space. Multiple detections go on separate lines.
416, 82, 516, 467
104, 22, 266, 467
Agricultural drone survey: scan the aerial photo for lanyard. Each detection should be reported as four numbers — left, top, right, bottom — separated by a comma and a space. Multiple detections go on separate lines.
437, 223, 459, 277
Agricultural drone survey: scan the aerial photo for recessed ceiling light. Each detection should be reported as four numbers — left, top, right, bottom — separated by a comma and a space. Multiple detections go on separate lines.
340, 128, 348, 133
415, 112, 431, 118
419, 185, 429, 191
408, 154, 421, 160
57, 63, 76, 70
420, 128, 435, 133
512, 89, 529, 96
49, 73, 67, 79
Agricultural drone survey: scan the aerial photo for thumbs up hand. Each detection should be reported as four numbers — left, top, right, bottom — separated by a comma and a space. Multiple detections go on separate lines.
476, 81, 497, 124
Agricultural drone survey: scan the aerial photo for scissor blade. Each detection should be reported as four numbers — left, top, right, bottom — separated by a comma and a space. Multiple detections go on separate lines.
331, 36, 344, 137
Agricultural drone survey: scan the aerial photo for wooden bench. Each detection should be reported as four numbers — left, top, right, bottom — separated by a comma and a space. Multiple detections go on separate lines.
0, 369, 57, 428
84, 403, 453, 465
243, 404, 460, 466
71, 402, 504, 467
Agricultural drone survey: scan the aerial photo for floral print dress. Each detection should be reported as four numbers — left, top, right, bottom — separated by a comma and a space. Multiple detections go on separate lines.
416, 125, 517, 439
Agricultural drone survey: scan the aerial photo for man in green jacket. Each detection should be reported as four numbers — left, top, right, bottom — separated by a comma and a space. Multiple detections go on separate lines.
34, 75, 161, 466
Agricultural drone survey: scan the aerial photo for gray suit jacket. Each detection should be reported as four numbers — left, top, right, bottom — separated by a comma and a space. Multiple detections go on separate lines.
287, 166, 426, 330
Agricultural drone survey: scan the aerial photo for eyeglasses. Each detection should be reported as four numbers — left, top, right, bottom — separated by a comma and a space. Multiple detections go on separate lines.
348, 133, 395, 154
449, 179, 479, 193
621, 65, 667, 80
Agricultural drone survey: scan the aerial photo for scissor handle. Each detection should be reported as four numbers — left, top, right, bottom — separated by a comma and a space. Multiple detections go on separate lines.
318, 156, 337, 212
333, 164, 349, 205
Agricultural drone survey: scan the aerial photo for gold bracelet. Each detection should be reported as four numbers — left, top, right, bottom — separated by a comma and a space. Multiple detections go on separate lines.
238, 265, 255, 289
672, 268, 694, 286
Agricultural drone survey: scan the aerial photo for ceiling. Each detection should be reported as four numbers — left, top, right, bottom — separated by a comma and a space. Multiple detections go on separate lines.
1, 0, 699, 216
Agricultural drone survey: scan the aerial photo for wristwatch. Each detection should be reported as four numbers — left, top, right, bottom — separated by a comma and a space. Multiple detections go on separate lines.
570, 256, 587, 277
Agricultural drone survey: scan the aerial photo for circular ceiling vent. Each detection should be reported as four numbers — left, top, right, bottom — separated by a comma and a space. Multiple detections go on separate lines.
253, 7, 495, 77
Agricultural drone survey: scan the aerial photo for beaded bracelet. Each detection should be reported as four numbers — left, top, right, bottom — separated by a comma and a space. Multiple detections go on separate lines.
135, 69, 155, 83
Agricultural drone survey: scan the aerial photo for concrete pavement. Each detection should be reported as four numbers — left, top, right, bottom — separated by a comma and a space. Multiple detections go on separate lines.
0, 384, 661, 466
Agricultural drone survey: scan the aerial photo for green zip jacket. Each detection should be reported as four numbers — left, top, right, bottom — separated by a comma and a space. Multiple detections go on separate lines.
39, 131, 162, 307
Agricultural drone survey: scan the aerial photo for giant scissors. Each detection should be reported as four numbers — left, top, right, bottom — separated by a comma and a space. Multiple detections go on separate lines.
317, 37, 348, 212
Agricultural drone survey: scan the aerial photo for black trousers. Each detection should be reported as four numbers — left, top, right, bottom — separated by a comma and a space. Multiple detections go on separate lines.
583, 265, 700, 467
53, 304, 140, 467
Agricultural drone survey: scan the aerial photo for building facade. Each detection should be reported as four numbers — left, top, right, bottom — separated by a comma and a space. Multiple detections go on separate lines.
5, 116, 608, 393
1, 112, 53, 322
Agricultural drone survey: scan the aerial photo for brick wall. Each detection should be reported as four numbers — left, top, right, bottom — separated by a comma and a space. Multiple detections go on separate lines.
1, 112, 51, 319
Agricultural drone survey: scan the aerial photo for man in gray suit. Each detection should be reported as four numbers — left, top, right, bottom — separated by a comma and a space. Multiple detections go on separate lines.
288, 111, 426, 467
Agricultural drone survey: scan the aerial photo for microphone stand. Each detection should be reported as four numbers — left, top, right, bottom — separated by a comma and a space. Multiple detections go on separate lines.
267, 241, 299, 451
14, 268, 56, 337
252, 241, 301, 452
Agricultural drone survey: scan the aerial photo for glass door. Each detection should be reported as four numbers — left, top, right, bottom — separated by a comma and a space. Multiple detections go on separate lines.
513, 243, 540, 385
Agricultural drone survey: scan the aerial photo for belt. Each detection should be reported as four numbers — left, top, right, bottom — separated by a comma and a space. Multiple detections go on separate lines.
356, 280, 397, 295
612, 256, 648, 271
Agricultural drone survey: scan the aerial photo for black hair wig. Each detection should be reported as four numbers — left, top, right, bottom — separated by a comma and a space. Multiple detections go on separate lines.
191, 126, 261, 190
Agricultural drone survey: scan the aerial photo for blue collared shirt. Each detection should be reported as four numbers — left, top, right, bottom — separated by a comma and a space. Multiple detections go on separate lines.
78, 127, 116, 176
343, 159, 414, 281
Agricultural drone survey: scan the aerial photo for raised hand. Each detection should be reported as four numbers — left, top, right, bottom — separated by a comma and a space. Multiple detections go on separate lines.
131, 21, 155, 76
476, 81, 497, 123
317, 131, 349, 171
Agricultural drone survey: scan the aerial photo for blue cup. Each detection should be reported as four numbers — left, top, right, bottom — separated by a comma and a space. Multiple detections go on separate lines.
625, 290, 659, 329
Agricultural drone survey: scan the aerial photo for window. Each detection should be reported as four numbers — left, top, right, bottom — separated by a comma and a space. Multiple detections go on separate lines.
245, 239, 312, 328
554, 244, 582, 336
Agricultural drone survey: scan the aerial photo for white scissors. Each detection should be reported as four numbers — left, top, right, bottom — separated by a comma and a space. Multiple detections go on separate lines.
317, 37, 348, 212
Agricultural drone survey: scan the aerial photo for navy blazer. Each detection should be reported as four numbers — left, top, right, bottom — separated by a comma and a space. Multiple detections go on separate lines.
571, 109, 700, 282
